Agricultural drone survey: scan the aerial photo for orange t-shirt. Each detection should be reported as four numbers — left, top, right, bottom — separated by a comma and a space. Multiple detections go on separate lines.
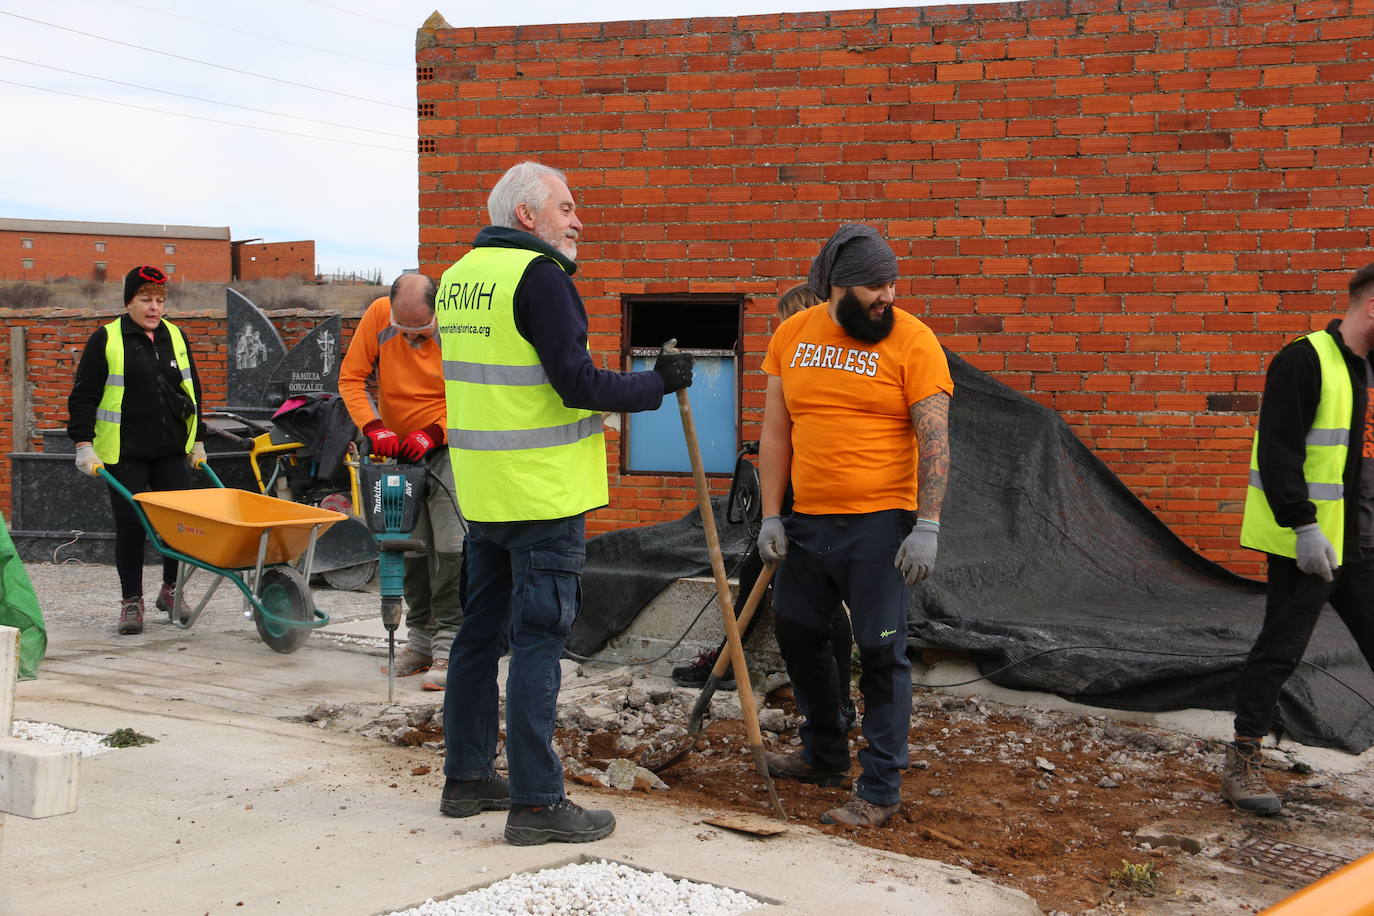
761, 303, 953, 515
338, 297, 447, 439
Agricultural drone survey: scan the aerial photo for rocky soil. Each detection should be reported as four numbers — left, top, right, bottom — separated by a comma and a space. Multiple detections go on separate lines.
302, 664, 1374, 916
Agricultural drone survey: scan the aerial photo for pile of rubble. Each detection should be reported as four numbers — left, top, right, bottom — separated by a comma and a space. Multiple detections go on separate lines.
301, 665, 793, 790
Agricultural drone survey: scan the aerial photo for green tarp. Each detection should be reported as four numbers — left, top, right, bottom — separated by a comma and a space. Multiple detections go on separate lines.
1, 512, 45, 679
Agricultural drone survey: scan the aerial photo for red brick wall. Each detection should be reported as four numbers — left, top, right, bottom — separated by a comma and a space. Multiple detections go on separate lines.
0, 231, 231, 284
416, 0, 1374, 577
0, 308, 359, 523
235, 241, 316, 280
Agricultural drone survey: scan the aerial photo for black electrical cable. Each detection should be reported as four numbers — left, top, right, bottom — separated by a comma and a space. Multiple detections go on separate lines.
107, 0, 408, 70
0, 54, 410, 138
0, 9, 410, 110
0, 78, 411, 154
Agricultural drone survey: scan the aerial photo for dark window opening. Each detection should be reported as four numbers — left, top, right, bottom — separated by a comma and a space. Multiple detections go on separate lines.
621, 294, 742, 476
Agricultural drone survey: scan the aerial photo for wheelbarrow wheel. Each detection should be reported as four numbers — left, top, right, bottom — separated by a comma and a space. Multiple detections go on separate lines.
253, 566, 313, 654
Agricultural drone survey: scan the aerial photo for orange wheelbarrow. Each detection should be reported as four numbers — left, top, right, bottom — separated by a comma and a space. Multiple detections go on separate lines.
98, 461, 346, 653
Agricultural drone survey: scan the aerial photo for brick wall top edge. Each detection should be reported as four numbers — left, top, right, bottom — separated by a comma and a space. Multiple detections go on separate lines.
430, 0, 1149, 45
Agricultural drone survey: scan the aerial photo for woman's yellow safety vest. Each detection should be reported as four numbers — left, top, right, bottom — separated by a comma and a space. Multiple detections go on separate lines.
1240, 329, 1351, 563
92, 317, 198, 465
437, 247, 607, 522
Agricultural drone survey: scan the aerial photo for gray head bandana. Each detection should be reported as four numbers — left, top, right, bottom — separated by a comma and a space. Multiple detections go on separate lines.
807, 223, 899, 300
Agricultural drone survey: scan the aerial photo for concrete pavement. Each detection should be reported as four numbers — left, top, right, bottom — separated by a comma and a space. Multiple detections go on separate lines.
3, 618, 1041, 916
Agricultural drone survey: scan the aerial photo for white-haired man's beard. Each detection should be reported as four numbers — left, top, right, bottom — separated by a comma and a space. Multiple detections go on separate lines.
533, 214, 578, 260
835, 287, 894, 344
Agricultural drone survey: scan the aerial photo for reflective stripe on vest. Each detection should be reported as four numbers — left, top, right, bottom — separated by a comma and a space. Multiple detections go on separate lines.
92, 318, 198, 465
437, 246, 607, 522
1240, 329, 1351, 563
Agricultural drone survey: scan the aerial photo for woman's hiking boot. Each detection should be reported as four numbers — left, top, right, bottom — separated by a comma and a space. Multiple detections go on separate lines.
117, 597, 144, 635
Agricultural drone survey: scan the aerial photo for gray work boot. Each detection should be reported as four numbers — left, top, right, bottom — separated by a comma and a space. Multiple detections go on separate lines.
1220, 741, 1282, 816
504, 798, 615, 846
421, 657, 448, 691
381, 647, 431, 677
440, 773, 511, 817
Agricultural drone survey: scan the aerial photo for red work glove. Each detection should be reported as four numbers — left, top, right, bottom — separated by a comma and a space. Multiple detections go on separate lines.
362, 419, 401, 458
398, 423, 443, 463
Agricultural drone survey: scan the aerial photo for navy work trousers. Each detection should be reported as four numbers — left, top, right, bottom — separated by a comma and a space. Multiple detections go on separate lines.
773, 509, 913, 807
442, 513, 584, 806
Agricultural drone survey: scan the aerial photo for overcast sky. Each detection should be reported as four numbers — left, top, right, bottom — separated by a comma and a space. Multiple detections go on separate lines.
0, 0, 1003, 285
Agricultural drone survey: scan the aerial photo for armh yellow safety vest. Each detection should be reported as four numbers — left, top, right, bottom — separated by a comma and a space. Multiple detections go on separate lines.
92, 317, 198, 465
1240, 329, 1351, 563
437, 247, 607, 522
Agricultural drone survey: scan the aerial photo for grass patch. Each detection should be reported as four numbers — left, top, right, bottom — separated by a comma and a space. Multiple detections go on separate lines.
1110, 860, 1158, 896
101, 728, 157, 748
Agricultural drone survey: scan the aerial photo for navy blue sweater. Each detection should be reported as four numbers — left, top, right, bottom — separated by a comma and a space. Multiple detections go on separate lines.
472, 226, 664, 413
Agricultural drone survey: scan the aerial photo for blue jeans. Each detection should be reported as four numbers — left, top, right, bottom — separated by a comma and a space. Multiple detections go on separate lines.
772, 510, 913, 807
442, 513, 584, 806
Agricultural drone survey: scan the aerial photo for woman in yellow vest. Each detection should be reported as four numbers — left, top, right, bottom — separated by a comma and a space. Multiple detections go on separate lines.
66, 266, 206, 636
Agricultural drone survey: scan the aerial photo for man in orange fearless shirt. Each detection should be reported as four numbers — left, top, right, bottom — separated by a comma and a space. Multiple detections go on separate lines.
340, 273, 465, 691
757, 223, 952, 828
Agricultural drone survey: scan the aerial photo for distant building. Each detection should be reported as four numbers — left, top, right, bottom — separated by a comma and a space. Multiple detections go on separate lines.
0, 217, 232, 283
232, 239, 316, 281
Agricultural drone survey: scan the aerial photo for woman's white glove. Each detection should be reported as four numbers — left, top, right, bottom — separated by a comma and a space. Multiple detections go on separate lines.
188, 442, 208, 470
75, 443, 101, 476
758, 515, 788, 563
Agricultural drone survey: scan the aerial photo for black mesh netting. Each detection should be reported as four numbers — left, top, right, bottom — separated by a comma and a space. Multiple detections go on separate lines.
573, 352, 1374, 753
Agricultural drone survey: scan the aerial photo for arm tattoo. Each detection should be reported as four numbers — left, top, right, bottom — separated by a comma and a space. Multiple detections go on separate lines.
910, 391, 950, 522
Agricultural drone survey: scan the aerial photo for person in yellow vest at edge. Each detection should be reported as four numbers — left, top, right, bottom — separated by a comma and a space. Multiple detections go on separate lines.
1231, 262, 1374, 816
435, 161, 694, 845
66, 265, 206, 636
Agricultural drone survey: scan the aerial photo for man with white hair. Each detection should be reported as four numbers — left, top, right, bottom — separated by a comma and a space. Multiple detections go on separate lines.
434, 161, 694, 845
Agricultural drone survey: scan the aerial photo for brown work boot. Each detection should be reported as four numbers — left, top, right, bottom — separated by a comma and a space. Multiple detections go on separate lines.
765, 750, 847, 787
117, 597, 145, 635
820, 794, 900, 828
381, 647, 431, 677
1220, 741, 1282, 816
421, 657, 448, 691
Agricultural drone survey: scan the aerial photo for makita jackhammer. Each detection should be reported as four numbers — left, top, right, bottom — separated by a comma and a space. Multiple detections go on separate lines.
358, 458, 428, 701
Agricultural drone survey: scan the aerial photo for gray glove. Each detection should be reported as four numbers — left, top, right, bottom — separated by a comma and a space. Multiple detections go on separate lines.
75, 443, 101, 477
758, 515, 787, 563
188, 442, 208, 470
1294, 523, 1337, 582
895, 518, 940, 585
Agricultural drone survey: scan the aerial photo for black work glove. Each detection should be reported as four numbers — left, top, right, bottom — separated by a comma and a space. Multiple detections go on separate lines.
653, 339, 694, 393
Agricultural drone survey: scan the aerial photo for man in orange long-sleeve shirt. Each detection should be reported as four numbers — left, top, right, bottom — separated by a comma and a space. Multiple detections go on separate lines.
340, 273, 465, 690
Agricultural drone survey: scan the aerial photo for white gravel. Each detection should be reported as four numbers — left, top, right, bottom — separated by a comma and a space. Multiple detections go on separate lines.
10, 720, 113, 757
383, 860, 761, 916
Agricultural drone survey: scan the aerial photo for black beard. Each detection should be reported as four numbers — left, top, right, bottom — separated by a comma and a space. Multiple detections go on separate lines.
834, 287, 894, 344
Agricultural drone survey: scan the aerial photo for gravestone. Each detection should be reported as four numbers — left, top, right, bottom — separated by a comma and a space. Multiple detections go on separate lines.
225, 288, 287, 416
